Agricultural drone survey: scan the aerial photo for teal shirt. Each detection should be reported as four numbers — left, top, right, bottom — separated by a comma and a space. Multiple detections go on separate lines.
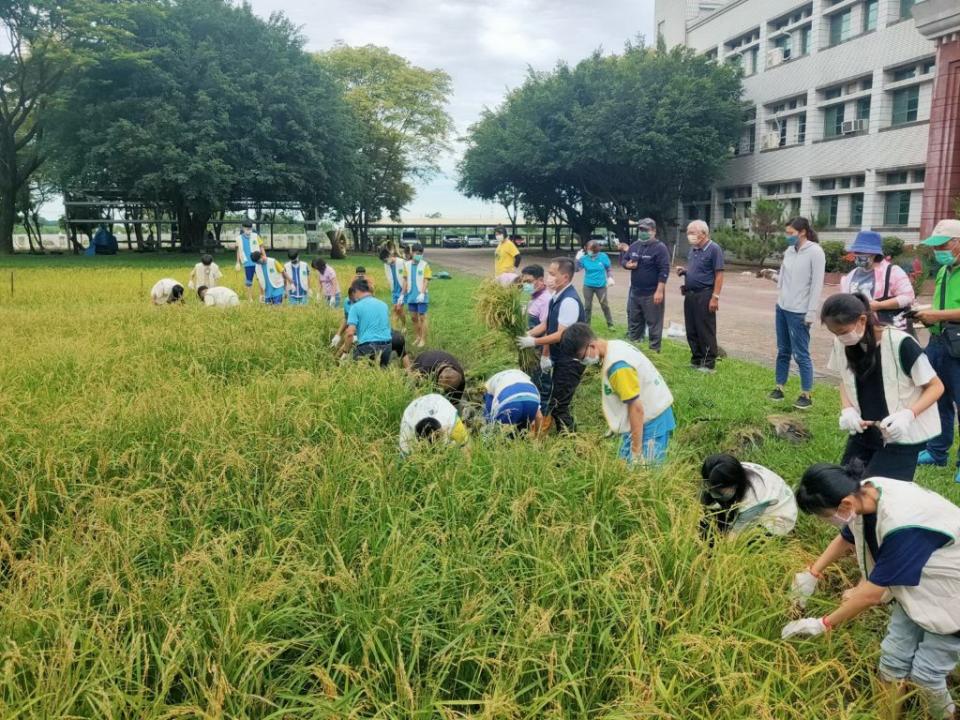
347, 295, 392, 344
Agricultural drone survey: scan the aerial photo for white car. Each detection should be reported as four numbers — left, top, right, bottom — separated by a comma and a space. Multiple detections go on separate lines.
465, 235, 484, 248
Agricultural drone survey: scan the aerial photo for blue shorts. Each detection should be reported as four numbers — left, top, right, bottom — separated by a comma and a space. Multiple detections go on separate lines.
288, 295, 308, 306
392, 291, 403, 307
619, 407, 676, 466
408, 302, 428, 315
264, 294, 283, 305
244, 265, 256, 286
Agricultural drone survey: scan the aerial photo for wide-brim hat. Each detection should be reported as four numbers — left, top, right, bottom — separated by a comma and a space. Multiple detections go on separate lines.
922, 219, 960, 247
849, 230, 882, 255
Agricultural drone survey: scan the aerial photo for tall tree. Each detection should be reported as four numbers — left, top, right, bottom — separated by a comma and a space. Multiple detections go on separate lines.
45, 0, 356, 250
459, 41, 743, 244
0, 0, 133, 254
317, 44, 453, 250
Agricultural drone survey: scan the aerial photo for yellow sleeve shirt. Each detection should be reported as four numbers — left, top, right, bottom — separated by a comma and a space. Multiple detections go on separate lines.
607, 361, 640, 404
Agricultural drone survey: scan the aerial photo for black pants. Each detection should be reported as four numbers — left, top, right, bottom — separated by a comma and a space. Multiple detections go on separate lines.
354, 341, 392, 368
683, 288, 718, 369
546, 357, 585, 432
628, 288, 665, 351
841, 429, 923, 482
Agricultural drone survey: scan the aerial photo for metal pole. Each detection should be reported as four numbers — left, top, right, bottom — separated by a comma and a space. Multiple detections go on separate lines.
9, 271, 12, 297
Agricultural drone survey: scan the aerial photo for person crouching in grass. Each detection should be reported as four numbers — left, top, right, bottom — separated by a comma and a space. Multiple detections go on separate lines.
482, 369, 542, 433
151, 278, 185, 305
197, 285, 240, 307
250, 251, 289, 305
341, 277, 393, 367
560, 322, 675, 465
399, 393, 469, 455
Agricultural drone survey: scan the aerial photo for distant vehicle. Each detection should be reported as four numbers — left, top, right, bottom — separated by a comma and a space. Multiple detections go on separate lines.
441, 234, 463, 248
401, 228, 418, 242
485, 233, 498, 247
465, 235, 485, 248
400, 239, 418, 252
590, 233, 618, 251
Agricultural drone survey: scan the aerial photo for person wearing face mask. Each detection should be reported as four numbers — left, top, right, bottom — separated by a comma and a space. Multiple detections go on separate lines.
235, 219, 264, 301
785, 463, 960, 720
400, 244, 432, 348
619, 218, 669, 352
914, 220, 960, 481
698, 454, 797, 539
516, 257, 586, 433
822, 293, 942, 482
772, 217, 825, 410
677, 220, 724, 372
380, 247, 405, 328
577, 239, 615, 330
284, 250, 310, 305
840, 230, 916, 336
559, 322, 675, 465
520, 264, 553, 411
493, 225, 520, 278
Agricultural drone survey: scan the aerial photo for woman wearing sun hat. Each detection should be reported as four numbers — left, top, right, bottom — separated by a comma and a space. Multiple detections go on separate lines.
914, 219, 960, 481
840, 229, 916, 334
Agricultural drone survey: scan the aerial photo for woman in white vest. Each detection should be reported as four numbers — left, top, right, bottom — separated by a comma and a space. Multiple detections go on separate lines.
823, 293, 942, 482
399, 393, 469, 456
699, 454, 797, 538
559, 322, 675, 465
785, 463, 960, 719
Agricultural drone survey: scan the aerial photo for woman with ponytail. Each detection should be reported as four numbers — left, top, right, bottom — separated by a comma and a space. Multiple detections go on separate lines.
822, 293, 942, 481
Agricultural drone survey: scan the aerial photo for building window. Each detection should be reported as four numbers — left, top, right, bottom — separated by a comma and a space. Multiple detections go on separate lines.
856, 97, 871, 121
779, 122, 787, 147
818, 196, 839, 227
900, 0, 915, 20
851, 194, 864, 226
797, 113, 806, 144
819, 178, 836, 190
829, 10, 851, 46
774, 35, 792, 59
824, 104, 845, 137
921, 59, 935, 75
748, 126, 756, 153
824, 86, 842, 100
723, 203, 734, 220
884, 191, 911, 225
893, 67, 916, 82
891, 86, 920, 125
914, 168, 926, 183
800, 27, 811, 55
864, 0, 878, 31
886, 171, 909, 185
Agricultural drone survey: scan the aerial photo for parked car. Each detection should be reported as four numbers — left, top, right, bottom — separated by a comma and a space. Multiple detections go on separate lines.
401, 228, 418, 242
590, 233, 618, 251
485, 233, 498, 247
441, 234, 463, 248
465, 235, 485, 248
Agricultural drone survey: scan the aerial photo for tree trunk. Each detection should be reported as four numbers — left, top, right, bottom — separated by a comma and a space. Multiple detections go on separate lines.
0, 188, 16, 255
175, 205, 210, 253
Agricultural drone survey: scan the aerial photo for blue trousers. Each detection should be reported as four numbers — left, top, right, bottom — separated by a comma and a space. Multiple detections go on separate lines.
775, 305, 813, 392
924, 335, 960, 465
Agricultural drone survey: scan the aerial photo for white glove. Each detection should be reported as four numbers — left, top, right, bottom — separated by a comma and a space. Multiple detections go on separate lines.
416, 292, 426, 303
791, 569, 819, 609
330, 334, 341, 348
607, 277, 615, 287
781, 617, 827, 639
839, 407, 865, 435
235, 262, 242, 272
516, 335, 536, 350
879, 409, 915, 443
338, 353, 350, 366
540, 355, 553, 372
328, 296, 336, 307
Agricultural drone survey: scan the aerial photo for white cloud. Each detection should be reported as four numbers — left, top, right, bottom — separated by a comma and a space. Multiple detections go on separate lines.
248, 0, 656, 217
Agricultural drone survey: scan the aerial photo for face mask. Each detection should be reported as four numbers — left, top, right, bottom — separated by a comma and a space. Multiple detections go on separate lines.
826, 509, 855, 528
785, 235, 798, 247
522, 282, 534, 295
708, 487, 736, 502
579, 354, 600, 367
496, 236, 504, 243
854, 255, 871, 269
837, 329, 863, 347
935, 249, 956, 267
687, 235, 702, 247
413, 254, 423, 262
638, 231, 652, 243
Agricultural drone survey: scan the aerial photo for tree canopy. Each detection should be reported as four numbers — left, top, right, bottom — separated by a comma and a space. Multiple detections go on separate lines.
317, 44, 454, 249
43, 0, 357, 250
459, 41, 744, 243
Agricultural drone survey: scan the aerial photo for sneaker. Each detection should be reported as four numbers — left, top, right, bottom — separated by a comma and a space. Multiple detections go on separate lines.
917, 450, 946, 467
793, 395, 812, 410
768, 388, 785, 401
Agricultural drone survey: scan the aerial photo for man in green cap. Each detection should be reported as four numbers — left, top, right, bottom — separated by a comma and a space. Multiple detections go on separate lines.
915, 218, 960, 481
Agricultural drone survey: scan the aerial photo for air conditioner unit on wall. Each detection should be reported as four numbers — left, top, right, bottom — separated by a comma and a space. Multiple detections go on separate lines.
766, 48, 785, 68
761, 132, 781, 150
842, 119, 869, 134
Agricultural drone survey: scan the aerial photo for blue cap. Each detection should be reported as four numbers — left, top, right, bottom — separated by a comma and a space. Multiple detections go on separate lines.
849, 230, 882, 256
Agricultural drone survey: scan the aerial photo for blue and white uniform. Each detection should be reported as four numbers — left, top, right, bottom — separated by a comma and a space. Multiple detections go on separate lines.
483, 369, 541, 427
284, 260, 310, 305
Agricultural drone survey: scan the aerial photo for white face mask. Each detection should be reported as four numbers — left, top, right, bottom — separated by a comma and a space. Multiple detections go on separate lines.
579, 350, 600, 366
826, 509, 854, 528
835, 319, 866, 347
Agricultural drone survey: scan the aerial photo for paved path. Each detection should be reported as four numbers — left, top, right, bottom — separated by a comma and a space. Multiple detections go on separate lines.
432, 247, 929, 382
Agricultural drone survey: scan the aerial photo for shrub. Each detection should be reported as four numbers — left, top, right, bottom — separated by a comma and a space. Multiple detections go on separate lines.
821, 240, 848, 273
882, 236, 904, 259
713, 225, 778, 268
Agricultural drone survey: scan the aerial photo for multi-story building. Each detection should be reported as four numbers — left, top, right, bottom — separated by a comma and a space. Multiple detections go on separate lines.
655, 0, 960, 245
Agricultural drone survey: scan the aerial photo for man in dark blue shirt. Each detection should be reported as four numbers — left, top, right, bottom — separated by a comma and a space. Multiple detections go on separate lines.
678, 220, 725, 372
619, 218, 670, 352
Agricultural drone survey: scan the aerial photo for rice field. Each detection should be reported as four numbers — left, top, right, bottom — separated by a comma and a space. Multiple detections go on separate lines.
0, 253, 957, 718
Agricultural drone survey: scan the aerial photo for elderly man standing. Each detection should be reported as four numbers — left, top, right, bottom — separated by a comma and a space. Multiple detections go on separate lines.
677, 220, 724, 373
620, 218, 670, 352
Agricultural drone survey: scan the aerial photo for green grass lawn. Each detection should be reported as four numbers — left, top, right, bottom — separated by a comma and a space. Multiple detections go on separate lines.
0, 253, 956, 718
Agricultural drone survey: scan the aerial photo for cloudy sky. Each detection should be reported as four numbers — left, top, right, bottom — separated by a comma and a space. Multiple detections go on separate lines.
249, 0, 656, 221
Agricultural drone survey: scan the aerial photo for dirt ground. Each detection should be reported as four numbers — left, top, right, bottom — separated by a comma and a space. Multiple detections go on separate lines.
431, 247, 930, 384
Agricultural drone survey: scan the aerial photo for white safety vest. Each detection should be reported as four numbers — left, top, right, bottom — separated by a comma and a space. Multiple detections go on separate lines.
203, 287, 239, 307
399, 393, 466, 455
600, 340, 673, 434
189, 262, 221, 289
849, 477, 960, 635
254, 259, 286, 292
384, 261, 403, 293
403, 259, 429, 295
830, 327, 940, 445
151, 278, 182, 304
236, 232, 263, 265
731, 463, 798, 536
486, 369, 540, 417
284, 261, 310, 298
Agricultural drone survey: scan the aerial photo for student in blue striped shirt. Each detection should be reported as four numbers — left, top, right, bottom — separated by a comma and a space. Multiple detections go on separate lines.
483, 369, 542, 432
